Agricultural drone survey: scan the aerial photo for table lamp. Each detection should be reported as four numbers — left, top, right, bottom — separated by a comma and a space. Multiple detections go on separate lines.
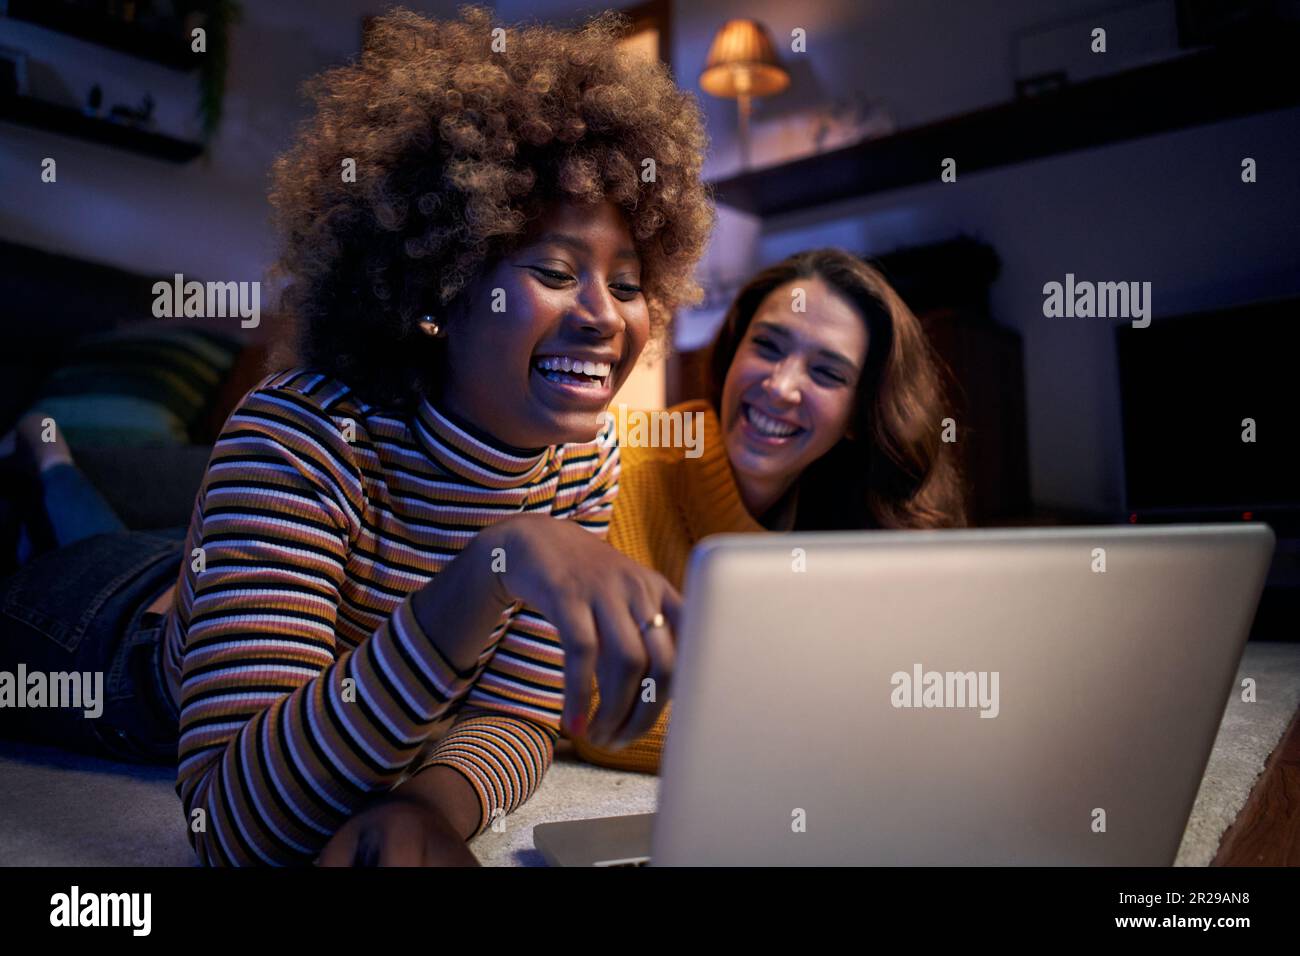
699, 18, 790, 169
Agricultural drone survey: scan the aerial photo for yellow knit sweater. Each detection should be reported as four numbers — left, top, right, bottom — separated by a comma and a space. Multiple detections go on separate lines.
573, 400, 764, 772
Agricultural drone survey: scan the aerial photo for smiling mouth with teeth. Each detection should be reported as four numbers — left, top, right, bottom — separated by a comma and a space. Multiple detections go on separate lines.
533, 355, 614, 389
744, 402, 804, 439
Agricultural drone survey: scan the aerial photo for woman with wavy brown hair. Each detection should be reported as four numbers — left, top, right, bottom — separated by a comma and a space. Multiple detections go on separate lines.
708, 248, 967, 532
0, 6, 713, 866
575, 247, 967, 772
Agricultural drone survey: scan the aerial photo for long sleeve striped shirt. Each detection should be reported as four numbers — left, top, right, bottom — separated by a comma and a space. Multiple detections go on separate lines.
158, 369, 619, 865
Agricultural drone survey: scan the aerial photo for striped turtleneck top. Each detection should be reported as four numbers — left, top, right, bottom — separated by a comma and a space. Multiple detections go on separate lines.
392, 400, 766, 777
159, 369, 619, 866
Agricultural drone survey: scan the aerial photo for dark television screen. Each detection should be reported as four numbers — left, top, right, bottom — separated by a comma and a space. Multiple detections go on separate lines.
1116, 297, 1299, 514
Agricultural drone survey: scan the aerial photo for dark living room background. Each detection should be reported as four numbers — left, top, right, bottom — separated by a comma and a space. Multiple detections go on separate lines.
1, 0, 1298, 636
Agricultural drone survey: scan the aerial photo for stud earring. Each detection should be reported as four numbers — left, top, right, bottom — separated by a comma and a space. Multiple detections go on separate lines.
417, 315, 446, 338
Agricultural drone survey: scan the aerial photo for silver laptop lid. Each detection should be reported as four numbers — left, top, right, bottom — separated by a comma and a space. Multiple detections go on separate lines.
652, 525, 1274, 865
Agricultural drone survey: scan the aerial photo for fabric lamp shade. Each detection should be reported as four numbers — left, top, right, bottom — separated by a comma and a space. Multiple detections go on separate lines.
699, 19, 790, 99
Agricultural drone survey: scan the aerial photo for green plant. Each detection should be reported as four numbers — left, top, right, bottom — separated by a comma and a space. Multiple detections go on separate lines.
186, 0, 241, 143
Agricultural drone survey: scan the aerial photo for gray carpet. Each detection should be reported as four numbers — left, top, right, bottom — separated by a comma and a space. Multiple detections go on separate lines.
1174, 641, 1300, 866
2, 642, 1296, 867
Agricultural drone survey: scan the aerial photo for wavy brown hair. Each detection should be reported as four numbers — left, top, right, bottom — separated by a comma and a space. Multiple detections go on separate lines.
267, 6, 713, 407
708, 249, 967, 530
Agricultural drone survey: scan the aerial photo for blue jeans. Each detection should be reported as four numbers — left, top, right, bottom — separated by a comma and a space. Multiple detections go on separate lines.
0, 464, 183, 763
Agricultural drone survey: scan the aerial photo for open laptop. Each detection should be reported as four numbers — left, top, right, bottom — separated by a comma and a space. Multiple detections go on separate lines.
533, 524, 1275, 866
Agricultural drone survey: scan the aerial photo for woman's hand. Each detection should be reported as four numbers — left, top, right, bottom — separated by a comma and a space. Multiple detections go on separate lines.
316, 783, 480, 867
489, 513, 680, 749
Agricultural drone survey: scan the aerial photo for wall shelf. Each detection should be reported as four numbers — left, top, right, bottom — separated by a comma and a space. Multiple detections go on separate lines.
0, 95, 203, 162
5, 2, 201, 71
709, 43, 1300, 218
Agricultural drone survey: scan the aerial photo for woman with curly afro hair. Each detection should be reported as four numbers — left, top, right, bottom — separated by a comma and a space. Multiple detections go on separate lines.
0, 6, 713, 866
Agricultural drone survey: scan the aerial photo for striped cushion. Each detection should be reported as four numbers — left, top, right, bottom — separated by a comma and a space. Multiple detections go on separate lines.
38, 326, 243, 443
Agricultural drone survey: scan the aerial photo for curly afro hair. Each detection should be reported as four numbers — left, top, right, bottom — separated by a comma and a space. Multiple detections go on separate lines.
267, 5, 714, 408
